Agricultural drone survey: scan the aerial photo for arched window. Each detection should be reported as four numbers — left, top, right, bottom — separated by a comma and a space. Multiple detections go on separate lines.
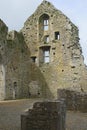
39, 14, 49, 31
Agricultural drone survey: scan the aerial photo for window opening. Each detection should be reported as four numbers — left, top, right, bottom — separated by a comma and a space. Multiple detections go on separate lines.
39, 46, 50, 65
44, 49, 50, 63
55, 32, 60, 40
31, 56, 37, 63
44, 35, 49, 43
44, 19, 49, 31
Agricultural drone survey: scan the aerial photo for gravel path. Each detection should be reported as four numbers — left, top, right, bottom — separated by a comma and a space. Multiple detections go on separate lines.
0, 99, 87, 130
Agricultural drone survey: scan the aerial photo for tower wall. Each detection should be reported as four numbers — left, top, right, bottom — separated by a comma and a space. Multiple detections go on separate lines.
21, 1, 87, 98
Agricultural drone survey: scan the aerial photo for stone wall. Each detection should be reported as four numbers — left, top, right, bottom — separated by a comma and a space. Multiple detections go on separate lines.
58, 89, 87, 112
0, 0, 87, 100
0, 19, 8, 100
5, 31, 31, 99
21, 100, 66, 130
5, 31, 52, 99
21, 0, 87, 98
0, 21, 54, 100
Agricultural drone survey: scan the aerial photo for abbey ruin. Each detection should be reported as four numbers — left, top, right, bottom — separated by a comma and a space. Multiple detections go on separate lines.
0, 0, 87, 101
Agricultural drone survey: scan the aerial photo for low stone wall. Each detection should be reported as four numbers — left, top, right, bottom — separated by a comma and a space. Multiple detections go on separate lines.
21, 100, 66, 130
58, 89, 87, 112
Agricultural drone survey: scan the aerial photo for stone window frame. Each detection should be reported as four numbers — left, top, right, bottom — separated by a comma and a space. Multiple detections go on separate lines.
44, 49, 50, 63
55, 31, 60, 40
43, 19, 49, 31
39, 13, 50, 31
39, 46, 50, 64
44, 35, 49, 43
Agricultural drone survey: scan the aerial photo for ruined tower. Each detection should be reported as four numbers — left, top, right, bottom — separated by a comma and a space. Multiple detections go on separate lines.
21, 0, 87, 98
0, 0, 87, 100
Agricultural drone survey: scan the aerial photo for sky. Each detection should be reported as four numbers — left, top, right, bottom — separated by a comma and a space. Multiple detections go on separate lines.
0, 0, 87, 65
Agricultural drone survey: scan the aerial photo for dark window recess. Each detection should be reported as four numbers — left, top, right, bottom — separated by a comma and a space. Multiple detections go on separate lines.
53, 52, 55, 55
31, 57, 37, 63
55, 32, 60, 40
52, 47, 56, 50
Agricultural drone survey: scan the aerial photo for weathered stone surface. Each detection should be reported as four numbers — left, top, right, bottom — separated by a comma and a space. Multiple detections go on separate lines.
0, 0, 87, 100
21, 0, 87, 98
0, 27, 52, 100
0, 19, 8, 100
5, 31, 51, 99
21, 100, 66, 130
58, 89, 87, 112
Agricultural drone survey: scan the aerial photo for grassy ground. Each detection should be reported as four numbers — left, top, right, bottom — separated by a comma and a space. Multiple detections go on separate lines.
0, 99, 87, 130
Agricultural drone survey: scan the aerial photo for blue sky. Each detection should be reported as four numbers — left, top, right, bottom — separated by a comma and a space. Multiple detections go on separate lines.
0, 0, 87, 64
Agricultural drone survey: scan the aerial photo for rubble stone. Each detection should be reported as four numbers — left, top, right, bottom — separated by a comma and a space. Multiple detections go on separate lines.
21, 100, 66, 130
58, 89, 87, 112
0, 1, 87, 100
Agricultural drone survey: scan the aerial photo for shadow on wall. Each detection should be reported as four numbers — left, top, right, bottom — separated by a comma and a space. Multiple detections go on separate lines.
29, 62, 54, 99
4, 32, 54, 100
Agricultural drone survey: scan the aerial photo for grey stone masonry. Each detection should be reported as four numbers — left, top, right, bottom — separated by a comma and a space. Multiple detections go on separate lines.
21, 100, 66, 130
58, 89, 87, 112
0, 0, 87, 100
21, 0, 87, 98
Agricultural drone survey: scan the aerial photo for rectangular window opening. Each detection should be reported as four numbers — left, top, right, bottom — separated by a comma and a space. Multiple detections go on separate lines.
44, 49, 50, 63
44, 19, 48, 25
44, 35, 49, 43
44, 19, 49, 31
55, 32, 60, 40
39, 47, 50, 65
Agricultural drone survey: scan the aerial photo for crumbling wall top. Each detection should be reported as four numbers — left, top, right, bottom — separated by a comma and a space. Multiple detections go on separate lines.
0, 19, 8, 39
7, 30, 24, 43
0, 19, 8, 29
23, 0, 77, 31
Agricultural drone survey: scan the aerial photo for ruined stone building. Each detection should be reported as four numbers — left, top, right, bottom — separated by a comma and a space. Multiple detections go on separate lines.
0, 0, 87, 100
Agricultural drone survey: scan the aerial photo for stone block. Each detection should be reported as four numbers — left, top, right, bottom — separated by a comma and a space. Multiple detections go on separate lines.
58, 89, 87, 112
21, 100, 66, 130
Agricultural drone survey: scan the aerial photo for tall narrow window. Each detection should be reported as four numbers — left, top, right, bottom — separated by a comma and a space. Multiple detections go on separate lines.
39, 46, 50, 65
44, 49, 50, 63
55, 32, 60, 40
39, 14, 49, 42
44, 19, 49, 31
